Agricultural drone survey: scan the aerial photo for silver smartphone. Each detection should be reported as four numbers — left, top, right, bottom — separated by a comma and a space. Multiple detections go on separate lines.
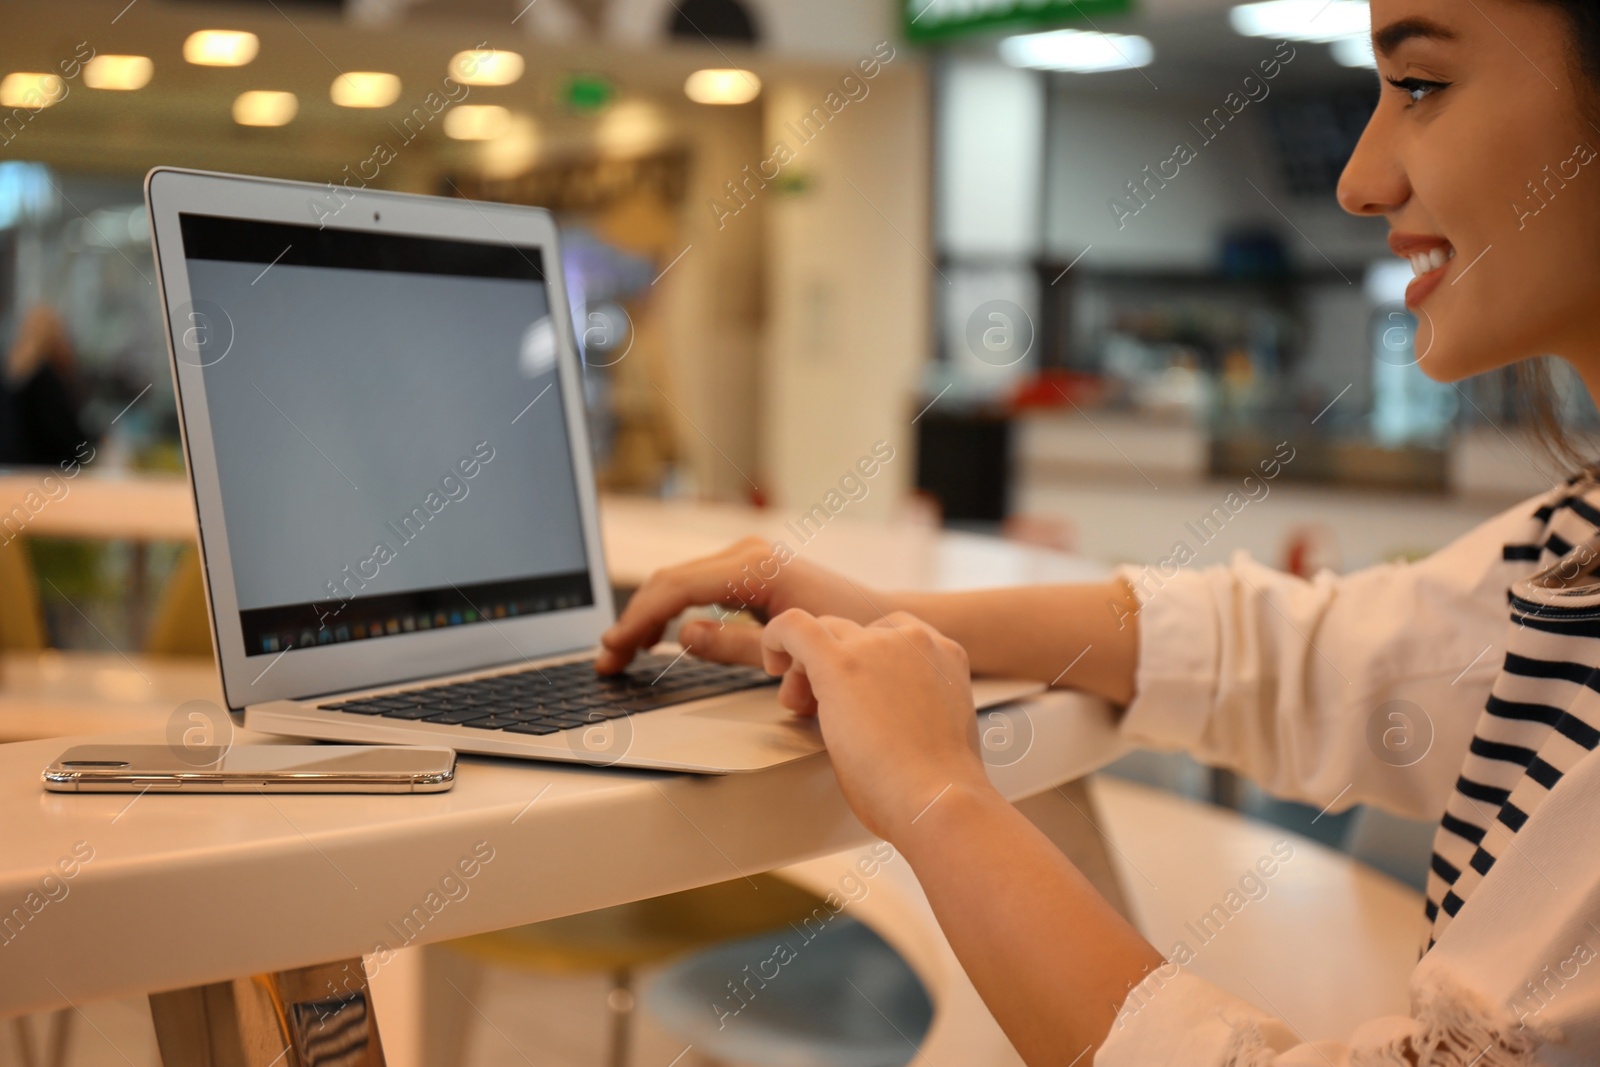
42, 744, 457, 793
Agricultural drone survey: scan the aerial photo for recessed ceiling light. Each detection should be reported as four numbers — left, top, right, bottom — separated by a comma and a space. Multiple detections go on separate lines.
999, 29, 1154, 72
233, 90, 297, 127
0, 73, 64, 109
444, 104, 511, 140
185, 30, 259, 67
597, 100, 669, 155
83, 55, 154, 91
684, 69, 761, 105
1230, 0, 1370, 42
448, 50, 524, 87
478, 115, 540, 179
331, 72, 401, 108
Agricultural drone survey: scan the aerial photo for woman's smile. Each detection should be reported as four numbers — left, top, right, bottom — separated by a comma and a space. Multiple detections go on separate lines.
1389, 231, 1457, 308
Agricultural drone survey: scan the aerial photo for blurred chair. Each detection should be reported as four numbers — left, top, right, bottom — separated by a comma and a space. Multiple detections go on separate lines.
0, 539, 47, 651
426, 873, 827, 1067
144, 546, 213, 658
644, 918, 933, 1067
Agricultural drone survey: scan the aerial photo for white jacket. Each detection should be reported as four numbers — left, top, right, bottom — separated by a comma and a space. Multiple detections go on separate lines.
1098, 480, 1600, 1066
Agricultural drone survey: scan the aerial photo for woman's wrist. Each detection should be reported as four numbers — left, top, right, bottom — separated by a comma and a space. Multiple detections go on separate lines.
887, 774, 1010, 858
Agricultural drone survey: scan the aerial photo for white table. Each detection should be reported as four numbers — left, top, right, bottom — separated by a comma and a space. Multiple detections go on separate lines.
0, 470, 194, 544
0, 652, 222, 744
0, 700, 1124, 1018
0, 482, 1123, 1065
0, 469, 1100, 590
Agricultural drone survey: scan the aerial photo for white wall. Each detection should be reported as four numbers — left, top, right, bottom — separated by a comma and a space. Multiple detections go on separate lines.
656, 103, 769, 501
935, 58, 1045, 258
759, 60, 933, 516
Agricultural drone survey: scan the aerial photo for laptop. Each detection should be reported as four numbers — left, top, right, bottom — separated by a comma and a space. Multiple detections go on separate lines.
145, 168, 1044, 773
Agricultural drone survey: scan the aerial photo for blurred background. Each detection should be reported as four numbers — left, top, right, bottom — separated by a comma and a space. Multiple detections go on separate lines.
3, 0, 1597, 1063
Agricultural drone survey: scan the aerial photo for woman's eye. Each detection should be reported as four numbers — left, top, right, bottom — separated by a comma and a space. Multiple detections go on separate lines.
1386, 76, 1450, 105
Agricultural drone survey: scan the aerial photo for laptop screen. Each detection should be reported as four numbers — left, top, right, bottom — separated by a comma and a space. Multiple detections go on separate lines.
177, 213, 594, 658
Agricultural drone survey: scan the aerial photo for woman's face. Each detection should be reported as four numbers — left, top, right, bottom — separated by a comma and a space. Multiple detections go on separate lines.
1339, 0, 1600, 384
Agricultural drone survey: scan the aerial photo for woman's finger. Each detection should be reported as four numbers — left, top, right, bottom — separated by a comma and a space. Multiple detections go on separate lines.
777, 666, 817, 715
597, 542, 772, 671
759, 609, 840, 678
677, 619, 764, 667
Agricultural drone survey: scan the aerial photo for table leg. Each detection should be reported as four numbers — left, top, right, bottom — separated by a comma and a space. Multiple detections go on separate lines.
605, 967, 635, 1067
1013, 777, 1132, 921
149, 959, 386, 1067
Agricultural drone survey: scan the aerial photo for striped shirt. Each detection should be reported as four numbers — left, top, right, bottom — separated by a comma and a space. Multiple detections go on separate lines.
1427, 474, 1600, 947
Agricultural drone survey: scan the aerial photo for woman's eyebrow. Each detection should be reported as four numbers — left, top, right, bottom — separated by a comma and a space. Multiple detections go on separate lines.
1373, 16, 1458, 57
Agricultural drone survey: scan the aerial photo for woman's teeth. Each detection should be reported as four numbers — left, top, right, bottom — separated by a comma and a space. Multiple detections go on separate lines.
1409, 246, 1456, 278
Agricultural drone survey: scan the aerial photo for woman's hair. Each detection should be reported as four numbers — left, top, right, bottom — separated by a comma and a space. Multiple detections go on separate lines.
1510, 360, 1587, 472
1516, 2, 1600, 470
1537, 2, 1600, 84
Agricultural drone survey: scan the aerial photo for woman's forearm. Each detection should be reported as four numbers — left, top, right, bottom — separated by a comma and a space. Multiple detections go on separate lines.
894, 781, 1162, 1064
891, 580, 1140, 705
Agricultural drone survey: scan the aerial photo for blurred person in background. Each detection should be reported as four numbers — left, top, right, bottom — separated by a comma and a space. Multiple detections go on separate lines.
1, 305, 91, 467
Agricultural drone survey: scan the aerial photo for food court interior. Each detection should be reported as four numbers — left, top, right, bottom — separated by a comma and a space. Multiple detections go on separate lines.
1, 0, 1595, 1065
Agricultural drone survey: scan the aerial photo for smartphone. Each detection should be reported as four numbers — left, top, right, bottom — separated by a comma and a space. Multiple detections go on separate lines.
42, 744, 457, 794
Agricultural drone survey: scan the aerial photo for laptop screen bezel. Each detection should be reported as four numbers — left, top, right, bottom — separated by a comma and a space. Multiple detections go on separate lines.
146, 167, 616, 711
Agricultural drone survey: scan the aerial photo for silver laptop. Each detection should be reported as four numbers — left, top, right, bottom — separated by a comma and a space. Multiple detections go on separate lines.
146, 168, 1042, 774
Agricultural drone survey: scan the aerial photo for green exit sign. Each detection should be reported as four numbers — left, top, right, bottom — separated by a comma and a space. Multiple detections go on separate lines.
904, 0, 1134, 43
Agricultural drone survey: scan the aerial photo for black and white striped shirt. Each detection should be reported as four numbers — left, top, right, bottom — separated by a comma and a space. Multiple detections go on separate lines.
1427, 475, 1600, 946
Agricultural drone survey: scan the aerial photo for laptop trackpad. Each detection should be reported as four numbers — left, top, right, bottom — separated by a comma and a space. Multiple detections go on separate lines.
681, 689, 812, 725
680, 677, 1046, 722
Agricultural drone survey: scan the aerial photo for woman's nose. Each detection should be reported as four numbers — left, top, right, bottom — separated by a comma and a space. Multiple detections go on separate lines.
1338, 105, 1410, 217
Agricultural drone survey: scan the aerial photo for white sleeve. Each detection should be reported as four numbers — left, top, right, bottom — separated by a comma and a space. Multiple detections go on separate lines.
1096, 747, 1600, 1067
1115, 492, 1547, 821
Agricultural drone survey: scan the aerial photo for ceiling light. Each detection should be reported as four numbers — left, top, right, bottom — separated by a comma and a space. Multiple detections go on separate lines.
1000, 29, 1154, 73
184, 30, 259, 67
1330, 35, 1376, 68
331, 71, 401, 108
684, 69, 761, 105
444, 104, 511, 140
478, 115, 540, 179
233, 90, 297, 127
597, 100, 670, 156
83, 55, 153, 91
0, 73, 64, 109
1230, 1, 1370, 42
448, 50, 524, 87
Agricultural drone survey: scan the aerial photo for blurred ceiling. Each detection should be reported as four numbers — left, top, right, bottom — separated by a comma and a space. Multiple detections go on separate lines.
0, 0, 1376, 184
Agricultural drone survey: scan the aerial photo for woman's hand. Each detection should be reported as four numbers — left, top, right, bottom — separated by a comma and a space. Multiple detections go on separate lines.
596, 537, 893, 672
759, 608, 994, 844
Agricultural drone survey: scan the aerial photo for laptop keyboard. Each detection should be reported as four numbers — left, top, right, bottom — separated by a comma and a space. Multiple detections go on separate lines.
316, 653, 778, 736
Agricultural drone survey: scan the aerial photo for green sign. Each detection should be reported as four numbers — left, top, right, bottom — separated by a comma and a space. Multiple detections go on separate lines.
903, 0, 1134, 44
563, 74, 615, 113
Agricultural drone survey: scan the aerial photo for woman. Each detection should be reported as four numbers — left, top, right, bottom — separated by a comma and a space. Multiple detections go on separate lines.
601, 1, 1600, 1062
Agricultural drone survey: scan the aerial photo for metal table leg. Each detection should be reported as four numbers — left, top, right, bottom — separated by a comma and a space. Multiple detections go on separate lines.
149, 959, 386, 1067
